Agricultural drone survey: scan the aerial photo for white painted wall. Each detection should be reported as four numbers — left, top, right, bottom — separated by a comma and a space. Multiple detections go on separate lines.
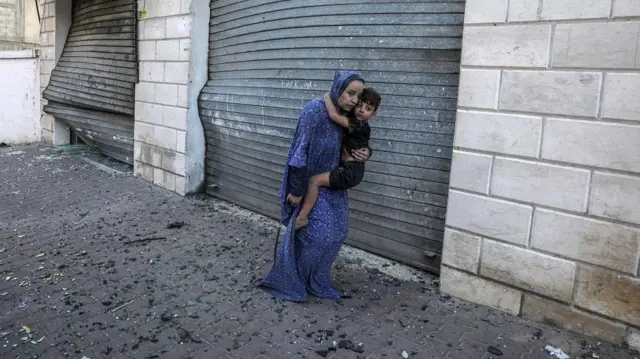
0, 50, 41, 144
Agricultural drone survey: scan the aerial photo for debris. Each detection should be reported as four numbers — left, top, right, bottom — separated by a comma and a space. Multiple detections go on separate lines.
125, 236, 167, 245
0, 142, 9, 147
402, 350, 409, 358
109, 300, 134, 313
35, 253, 46, 258
0, 292, 8, 296
22, 325, 31, 334
0, 331, 11, 338
488, 346, 503, 356
167, 221, 184, 229
81, 356, 91, 359
545, 345, 570, 359
533, 329, 543, 339
35, 336, 45, 343
337, 340, 364, 353
177, 327, 201, 343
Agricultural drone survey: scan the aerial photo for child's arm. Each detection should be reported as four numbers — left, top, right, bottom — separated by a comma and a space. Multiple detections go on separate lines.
324, 92, 350, 129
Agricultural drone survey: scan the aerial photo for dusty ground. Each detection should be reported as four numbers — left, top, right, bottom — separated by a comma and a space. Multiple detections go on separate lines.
0, 144, 637, 359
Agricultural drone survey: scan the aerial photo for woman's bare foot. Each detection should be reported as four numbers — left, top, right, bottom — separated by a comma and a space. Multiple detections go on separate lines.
295, 216, 309, 230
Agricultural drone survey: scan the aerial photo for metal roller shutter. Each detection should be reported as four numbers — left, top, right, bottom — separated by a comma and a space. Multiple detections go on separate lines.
199, 0, 463, 273
43, 0, 137, 164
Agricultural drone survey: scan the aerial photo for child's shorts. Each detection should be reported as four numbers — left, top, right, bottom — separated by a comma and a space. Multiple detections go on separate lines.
328, 160, 365, 190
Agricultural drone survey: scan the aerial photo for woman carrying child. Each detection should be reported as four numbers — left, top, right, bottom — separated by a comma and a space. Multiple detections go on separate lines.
258, 71, 373, 301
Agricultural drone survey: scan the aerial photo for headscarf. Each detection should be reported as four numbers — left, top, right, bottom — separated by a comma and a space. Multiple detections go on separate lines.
329, 71, 365, 112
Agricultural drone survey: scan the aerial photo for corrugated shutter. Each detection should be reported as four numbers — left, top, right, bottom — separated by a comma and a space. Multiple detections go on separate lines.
43, 0, 137, 164
199, 0, 463, 273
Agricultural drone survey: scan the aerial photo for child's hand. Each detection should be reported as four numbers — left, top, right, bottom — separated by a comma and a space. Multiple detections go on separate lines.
286, 194, 302, 206
352, 148, 370, 162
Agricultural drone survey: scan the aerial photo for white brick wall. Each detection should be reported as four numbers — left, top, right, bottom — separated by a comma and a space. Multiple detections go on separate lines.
443, 0, 640, 348
134, 0, 194, 195
39, 0, 55, 143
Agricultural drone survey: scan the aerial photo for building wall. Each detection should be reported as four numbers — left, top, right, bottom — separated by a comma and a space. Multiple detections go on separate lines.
442, 0, 640, 347
134, 0, 206, 195
39, 0, 57, 143
0, 49, 41, 144
1, 0, 41, 50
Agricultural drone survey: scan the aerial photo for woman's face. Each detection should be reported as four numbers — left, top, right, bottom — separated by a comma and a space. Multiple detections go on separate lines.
338, 81, 364, 112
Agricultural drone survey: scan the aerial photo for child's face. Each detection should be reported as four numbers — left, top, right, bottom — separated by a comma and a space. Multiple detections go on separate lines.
354, 101, 376, 121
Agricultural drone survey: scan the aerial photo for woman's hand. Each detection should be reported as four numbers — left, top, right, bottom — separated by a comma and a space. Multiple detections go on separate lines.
287, 194, 302, 206
351, 148, 370, 162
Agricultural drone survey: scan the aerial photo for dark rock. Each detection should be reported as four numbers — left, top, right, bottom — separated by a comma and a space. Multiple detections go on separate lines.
488, 346, 503, 356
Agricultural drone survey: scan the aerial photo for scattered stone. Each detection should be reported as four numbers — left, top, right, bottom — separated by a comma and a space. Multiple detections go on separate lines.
488, 346, 503, 356
402, 350, 409, 358
167, 221, 185, 229
338, 340, 364, 353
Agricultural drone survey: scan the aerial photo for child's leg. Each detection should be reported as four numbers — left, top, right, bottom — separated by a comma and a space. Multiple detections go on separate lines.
295, 172, 332, 229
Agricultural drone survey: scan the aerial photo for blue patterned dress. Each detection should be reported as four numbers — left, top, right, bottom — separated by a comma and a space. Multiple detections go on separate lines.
259, 71, 362, 302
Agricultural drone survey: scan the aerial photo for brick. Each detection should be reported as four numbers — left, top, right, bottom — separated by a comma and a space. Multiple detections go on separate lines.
614, 0, 640, 17
154, 125, 178, 150
137, 142, 161, 167
461, 25, 551, 67
135, 161, 154, 182
531, 209, 640, 274
457, 69, 500, 109
454, 110, 542, 157
575, 266, 640, 327
163, 105, 188, 130
500, 71, 601, 117
508, 0, 539, 21
442, 228, 481, 274
440, 266, 522, 315
449, 150, 492, 193
140, 62, 164, 83
602, 73, 640, 121
135, 101, 163, 125
154, 83, 178, 106
552, 22, 640, 69
155, 0, 184, 17
541, 119, 640, 173
175, 174, 186, 196
138, 41, 156, 61
156, 39, 180, 61
176, 130, 186, 153
153, 168, 177, 191
464, 0, 507, 23
164, 62, 189, 84
590, 172, 640, 225
177, 85, 188, 108
134, 141, 142, 161
481, 240, 576, 301
180, 0, 192, 14
446, 190, 532, 245
179, 39, 191, 61
136, 82, 155, 103
490, 158, 590, 212
142, 18, 166, 40
161, 151, 186, 175
539, 0, 611, 20
134, 122, 154, 143
522, 295, 628, 344
166, 15, 191, 38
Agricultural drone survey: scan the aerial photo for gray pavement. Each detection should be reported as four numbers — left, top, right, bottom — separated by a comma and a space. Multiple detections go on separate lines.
0, 144, 637, 359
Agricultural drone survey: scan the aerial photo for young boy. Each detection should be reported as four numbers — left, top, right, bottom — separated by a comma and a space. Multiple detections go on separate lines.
294, 87, 382, 229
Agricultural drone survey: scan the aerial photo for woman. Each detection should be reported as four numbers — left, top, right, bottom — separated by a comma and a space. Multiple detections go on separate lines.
259, 71, 369, 302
